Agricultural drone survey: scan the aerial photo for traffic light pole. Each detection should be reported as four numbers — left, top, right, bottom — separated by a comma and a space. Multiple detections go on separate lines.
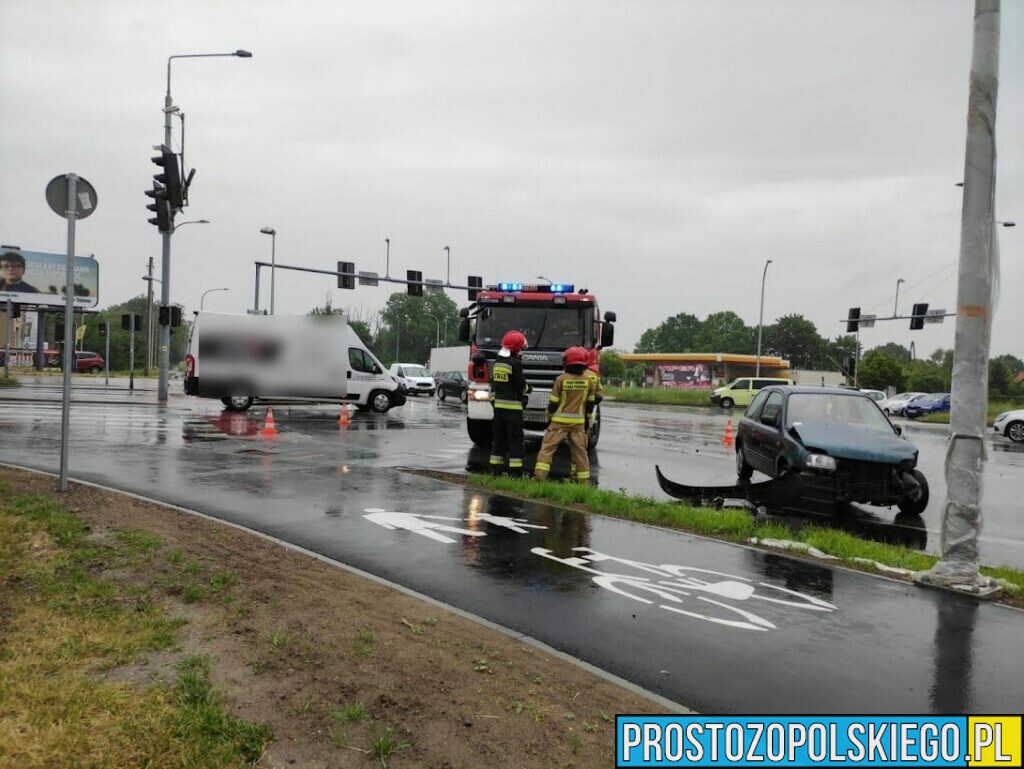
104, 321, 109, 386
157, 89, 173, 404
130, 314, 136, 391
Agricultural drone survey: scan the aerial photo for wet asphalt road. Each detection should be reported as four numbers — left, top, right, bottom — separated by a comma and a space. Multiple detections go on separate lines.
1, 378, 1022, 713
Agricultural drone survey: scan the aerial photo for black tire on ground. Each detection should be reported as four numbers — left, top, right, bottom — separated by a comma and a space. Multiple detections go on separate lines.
1007, 420, 1024, 444
736, 443, 753, 480
467, 418, 492, 446
438, 388, 446, 401
459, 390, 468, 404
427, 389, 435, 397
89, 366, 101, 374
587, 407, 601, 450
221, 395, 254, 412
369, 390, 392, 413
898, 469, 930, 516
721, 397, 734, 409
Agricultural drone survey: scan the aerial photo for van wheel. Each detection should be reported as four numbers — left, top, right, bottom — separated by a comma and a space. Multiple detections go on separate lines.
222, 396, 253, 412
721, 397, 734, 409
369, 390, 392, 413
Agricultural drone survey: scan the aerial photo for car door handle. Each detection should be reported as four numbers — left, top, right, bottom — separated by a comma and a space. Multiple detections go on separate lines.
347, 371, 352, 379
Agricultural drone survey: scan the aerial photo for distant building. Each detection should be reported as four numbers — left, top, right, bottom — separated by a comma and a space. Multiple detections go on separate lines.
619, 353, 791, 388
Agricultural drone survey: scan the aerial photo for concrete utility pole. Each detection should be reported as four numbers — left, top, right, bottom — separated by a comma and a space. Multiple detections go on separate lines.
919, 0, 1001, 594
755, 259, 772, 377
144, 256, 154, 376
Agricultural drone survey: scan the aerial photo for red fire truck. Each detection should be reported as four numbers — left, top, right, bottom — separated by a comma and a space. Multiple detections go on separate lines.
457, 282, 616, 447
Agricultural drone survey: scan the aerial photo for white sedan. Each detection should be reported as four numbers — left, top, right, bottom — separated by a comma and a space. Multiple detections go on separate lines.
882, 392, 926, 416
993, 409, 1024, 443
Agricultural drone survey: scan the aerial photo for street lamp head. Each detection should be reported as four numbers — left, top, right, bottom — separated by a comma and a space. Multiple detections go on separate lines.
1001, 221, 1016, 228
260, 227, 276, 235
235, 50, 253, 58
198, 219, 210, 224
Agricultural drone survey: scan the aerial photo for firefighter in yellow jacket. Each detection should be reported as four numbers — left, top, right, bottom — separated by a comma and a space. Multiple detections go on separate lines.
533, 346, 598, 482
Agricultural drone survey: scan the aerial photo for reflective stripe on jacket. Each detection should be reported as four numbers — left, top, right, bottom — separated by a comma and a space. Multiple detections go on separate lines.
549, 372, 596, 425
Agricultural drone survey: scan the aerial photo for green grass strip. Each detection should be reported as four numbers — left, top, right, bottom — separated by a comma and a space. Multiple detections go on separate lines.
467, 473, 1023, 594
603, 385, 713, 407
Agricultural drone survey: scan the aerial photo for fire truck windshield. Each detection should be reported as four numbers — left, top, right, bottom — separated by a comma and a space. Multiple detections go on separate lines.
476, 305, 590, 350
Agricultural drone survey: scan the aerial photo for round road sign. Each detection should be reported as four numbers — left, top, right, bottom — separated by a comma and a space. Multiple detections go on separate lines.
45, 174, 98, 219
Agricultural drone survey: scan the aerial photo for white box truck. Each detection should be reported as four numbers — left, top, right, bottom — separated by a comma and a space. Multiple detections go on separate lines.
184, 312, 405, 413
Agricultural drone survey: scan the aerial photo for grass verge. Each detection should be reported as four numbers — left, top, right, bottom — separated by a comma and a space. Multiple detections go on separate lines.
0, 484, 271, 767
0, 374, 19, 387
603, 385, 712, 407
465, 473, 1024, 601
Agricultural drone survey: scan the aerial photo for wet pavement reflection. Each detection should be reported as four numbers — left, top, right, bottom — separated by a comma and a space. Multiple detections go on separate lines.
1, 383, 1023, 712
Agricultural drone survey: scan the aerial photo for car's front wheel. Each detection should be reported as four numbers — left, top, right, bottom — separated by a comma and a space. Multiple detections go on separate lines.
720, 397, 734, 409
459, 390, 468, 404
1006, 421, 1024, 443
222, 395, 253, 412
898, 469, 930, 515
736, 444, 753, 481
438, 388, 446, 401
89, 366, 101, 374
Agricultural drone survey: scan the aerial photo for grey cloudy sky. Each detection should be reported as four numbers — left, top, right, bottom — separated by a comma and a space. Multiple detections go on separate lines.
2, 0, 1021, 358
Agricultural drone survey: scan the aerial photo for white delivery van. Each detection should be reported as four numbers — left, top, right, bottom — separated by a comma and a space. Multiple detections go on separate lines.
388, 363, 436, 396
184, 312, 405, 413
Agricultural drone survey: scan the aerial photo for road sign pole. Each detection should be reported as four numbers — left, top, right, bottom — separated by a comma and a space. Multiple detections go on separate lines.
58, 175, 78, 492
130, 315, 136, 391
920, 0, 1001, 594
104, 322, 109, 386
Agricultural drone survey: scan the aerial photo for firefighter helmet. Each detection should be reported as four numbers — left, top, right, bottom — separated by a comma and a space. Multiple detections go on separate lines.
562, 346, 589, 366
501, 330, 528, 354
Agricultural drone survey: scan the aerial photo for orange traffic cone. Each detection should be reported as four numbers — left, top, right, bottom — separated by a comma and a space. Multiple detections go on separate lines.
338, 404, 352, 427
722, 419, 735, 447
261, 407, 278, 437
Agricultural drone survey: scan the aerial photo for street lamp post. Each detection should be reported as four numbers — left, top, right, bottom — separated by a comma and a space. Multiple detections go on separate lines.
755, 259, 773, 377
893, 278, 906, 318
260, 227, 276, 314
444, 245, 451, 285
537, 275, 552, 284
201, 287, 230, 310
158, 50, 250, 404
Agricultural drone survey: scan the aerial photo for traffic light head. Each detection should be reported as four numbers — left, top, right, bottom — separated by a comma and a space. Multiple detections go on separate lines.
846, 307, 861, 334
145, 183, 172, 232
407, 269, 423, 296
151, 145, 184, 210
467, 275, 483, 301
338, 261, 355, 290
910, 303, 929, 330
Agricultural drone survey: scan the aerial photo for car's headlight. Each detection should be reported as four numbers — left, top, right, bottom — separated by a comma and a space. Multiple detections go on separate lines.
473, 390, 491, 401
806, 454, 837, 471
994, 412, 1009, 423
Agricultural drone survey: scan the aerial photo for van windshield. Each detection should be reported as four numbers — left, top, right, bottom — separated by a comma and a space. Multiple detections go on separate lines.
403, 365, 429, 377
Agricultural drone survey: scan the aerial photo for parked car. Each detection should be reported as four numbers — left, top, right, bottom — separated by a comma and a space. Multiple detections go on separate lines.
860, 389, 887, 404
992, 409, 1024, 443
435, 370, 468, 403
904, 393, 951, 419
735, 385, 928, 515
74, 351, 105, 373
710, 377, 792, 409
388, 363, 435, 396
882, 392, 925, 416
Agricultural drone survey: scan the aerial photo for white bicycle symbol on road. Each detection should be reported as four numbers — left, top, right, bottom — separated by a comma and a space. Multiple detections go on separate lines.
362, 509, 836, 632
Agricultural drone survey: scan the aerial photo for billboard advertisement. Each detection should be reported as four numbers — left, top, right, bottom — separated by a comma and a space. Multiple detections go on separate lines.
0, 248, 99, 308
657, 363, 712, 389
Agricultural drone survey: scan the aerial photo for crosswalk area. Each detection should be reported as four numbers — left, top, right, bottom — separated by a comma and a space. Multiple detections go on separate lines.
0, 400, 184, 441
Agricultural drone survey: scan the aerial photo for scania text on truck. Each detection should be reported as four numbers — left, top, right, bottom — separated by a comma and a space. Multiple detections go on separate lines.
184, 312, 405, 413
457, 282, 615, 448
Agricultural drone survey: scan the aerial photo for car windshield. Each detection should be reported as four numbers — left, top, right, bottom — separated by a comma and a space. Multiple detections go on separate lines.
403, 366, 429, 377
476, 306, 587, 350
786, 393, 893, 433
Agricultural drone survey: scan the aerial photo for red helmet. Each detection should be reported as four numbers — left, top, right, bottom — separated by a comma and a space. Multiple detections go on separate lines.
563, 346, 589, 366
501, 330, 528, 354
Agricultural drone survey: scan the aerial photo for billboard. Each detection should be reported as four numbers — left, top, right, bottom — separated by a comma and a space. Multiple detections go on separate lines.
657, 363, 712, 389
0, 248, 99, 308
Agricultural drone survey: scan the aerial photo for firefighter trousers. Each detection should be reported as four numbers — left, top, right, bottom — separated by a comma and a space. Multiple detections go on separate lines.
490, 409, 525, 474
533, 423, 589, 481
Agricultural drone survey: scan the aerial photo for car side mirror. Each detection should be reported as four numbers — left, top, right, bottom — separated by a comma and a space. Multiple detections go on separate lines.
604, 310, 617, 323
458, 318, 471, 343
761, 412, 778, 427
894, 424, 903, 436
601, 322, 615, 348
373, 365, 382, 374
